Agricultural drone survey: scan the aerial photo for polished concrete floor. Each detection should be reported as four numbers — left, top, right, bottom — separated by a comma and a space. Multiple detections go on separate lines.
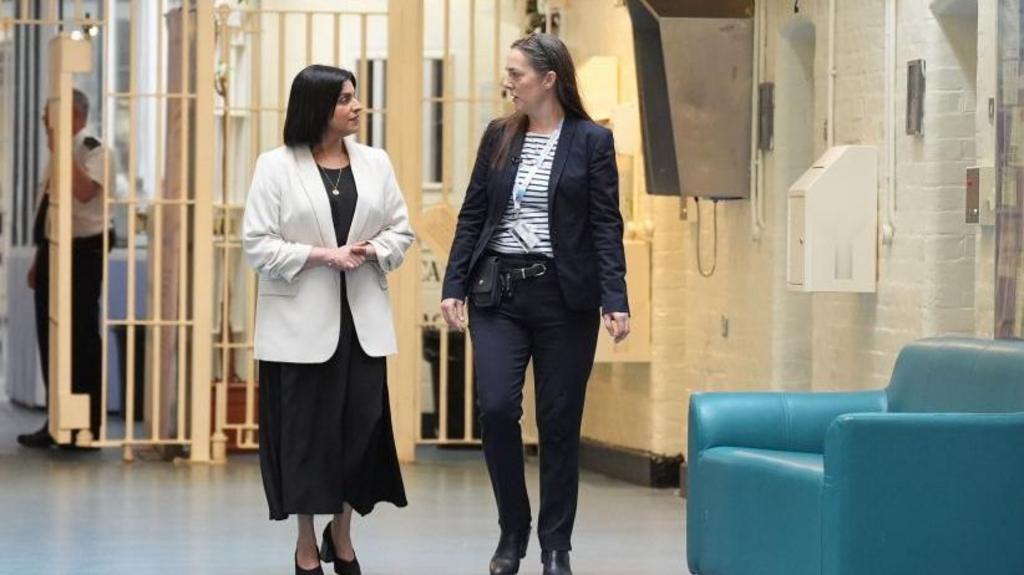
0, 402, 686, 575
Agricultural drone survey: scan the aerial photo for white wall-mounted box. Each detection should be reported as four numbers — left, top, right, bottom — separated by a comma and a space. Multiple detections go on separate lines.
788, 146, 878, 293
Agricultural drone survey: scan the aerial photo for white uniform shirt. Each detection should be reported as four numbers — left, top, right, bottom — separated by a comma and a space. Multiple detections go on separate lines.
38, 130, 110, 239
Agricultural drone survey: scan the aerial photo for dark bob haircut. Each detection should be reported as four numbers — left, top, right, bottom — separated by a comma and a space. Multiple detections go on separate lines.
282, 64, 357, 147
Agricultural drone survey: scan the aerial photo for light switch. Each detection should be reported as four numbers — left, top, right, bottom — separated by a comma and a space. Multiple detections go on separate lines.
966, 167, 981, 224
966, 166, 995, 226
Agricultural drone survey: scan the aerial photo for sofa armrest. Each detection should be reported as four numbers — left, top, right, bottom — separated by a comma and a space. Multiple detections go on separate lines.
686, 390, 886, 573
688, 391, 887, 456
822, 412, 1024, 575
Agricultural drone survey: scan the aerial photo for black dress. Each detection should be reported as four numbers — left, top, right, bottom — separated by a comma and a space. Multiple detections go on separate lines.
258, 165, 408, 521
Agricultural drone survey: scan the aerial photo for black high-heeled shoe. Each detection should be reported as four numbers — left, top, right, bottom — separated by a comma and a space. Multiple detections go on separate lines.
295, 550, 325, 575
320, 520, 362, 575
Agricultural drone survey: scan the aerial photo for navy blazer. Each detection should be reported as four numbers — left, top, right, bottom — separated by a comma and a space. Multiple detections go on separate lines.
441, 117, 629, 315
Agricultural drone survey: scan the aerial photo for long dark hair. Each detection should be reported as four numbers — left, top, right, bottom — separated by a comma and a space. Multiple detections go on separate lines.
282, 64, 358, 147
491, 33, 591, 167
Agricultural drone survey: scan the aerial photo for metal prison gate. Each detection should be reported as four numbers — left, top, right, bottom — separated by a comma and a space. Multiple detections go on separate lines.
0, 0, 217, 461
0, 0, 536, 463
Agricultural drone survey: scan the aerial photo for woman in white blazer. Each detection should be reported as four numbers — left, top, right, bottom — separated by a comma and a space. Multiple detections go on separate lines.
243, 65, 414, 575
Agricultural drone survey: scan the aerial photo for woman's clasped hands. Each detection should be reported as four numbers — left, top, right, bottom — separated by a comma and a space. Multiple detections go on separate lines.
317, 241, 375, 271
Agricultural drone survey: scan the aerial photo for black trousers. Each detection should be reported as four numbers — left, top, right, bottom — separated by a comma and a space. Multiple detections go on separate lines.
34, 235, 105, 437
469, 253, 600, 552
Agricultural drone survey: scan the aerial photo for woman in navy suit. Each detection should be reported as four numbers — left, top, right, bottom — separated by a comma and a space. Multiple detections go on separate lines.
441, 33, 630, 575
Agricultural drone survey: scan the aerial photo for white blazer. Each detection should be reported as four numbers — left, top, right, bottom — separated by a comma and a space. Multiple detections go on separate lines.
242, 138, 414, 363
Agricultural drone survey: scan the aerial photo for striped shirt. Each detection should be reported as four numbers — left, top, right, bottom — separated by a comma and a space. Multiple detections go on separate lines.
487, 131, 558, 256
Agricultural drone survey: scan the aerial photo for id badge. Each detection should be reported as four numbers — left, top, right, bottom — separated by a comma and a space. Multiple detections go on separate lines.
511, 220, 541, 250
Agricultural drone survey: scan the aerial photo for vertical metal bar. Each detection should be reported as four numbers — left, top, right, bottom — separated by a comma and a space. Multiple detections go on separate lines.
176, 0, 192, 446
191, 3, 225, 445
211, 2, 228, 451
189, 0, 216, 462
210, 7, 223, 448
52, 30, 73, 445
439, 326, 449, 441
242, 12, 258, 448
214, 357, 227, 453
156, 0, 165, 202
441, 0, 450, 203
333, 12, 340, 67
415, 323, 423, 440
251, 9, 261, 159
463, 330, 474, 440
411, 0, 428, 445
245, 9, 262, 446
243, 274, 257, 446
386, 0, 425, 460
124, 0, 139, 455
237, 10, 249, 445
467, 0, 476, 204
358, 14, 368, 143
99, 0, 112, 443
305, 11, 312, 66
177, 157, 190, 443
218, 226, 230, 444
218, 73, 231, 450
493, 0, 501, 114
277, 12, 285, 140
437, 0, 454, 441
176, 198, 187, 444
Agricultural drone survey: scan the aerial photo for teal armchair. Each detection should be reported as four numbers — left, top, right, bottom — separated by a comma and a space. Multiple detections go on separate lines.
686, 337, 1024, 575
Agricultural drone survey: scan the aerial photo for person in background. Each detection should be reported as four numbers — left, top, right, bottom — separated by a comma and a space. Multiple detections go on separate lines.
18, 88, 112, 450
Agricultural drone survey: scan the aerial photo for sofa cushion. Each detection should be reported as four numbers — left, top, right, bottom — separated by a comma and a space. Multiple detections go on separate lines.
693, 447, 823, 575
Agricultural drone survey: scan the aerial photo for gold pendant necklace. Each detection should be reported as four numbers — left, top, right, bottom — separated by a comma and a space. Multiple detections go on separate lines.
315, 140, 346, 196
317, 163, 343, 196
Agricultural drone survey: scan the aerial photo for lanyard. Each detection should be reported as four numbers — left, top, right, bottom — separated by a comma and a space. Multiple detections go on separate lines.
512, 123, 562, 216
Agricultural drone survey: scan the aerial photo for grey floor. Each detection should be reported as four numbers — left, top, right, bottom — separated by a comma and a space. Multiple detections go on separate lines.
0, 401, 687, 575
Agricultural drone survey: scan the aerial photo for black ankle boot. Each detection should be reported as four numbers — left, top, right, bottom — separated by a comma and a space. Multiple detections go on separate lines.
489, 528, 530, 575
541, 550, 572, 575
320, 521, 361, 575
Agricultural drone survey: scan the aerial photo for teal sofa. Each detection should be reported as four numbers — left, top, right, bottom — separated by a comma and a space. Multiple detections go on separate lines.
686, 337, 1024, 575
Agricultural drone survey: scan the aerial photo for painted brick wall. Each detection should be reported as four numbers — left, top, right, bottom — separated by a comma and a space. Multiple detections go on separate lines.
561, 0, 994, 457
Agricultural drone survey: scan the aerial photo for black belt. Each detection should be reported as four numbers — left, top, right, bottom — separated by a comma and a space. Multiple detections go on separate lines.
72, 233, 107, 250
37, 230, 116, 250
498, 262, 547, 296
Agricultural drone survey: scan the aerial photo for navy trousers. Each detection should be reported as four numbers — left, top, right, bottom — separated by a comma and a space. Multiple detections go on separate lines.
469, 253, 600, 552
34, 235, 105, 438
